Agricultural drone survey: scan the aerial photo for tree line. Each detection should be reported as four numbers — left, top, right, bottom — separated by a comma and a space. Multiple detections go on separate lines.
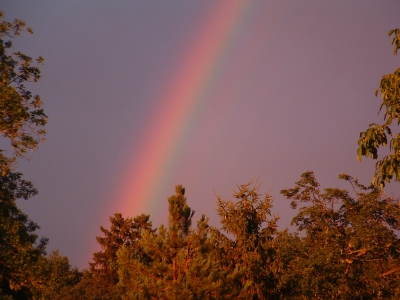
1, 12, 400, 299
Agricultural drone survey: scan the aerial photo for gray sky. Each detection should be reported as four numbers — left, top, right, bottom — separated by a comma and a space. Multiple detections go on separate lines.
2, 1, 400, 269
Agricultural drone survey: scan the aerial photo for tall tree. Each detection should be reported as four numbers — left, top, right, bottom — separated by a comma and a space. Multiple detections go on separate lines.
91, 213, 153, 286
117, 185, 244, 299
61, 213, 153, 300
0, 11, 49, 299
214, 180, 281, 299
357, 29, 400, 186
0, 160, 48, 299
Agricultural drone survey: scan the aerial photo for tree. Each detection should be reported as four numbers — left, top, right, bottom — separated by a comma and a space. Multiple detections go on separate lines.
28, 250, 82, 300
0, 11, 49, 299
117, 185, 244, 299
60, 213, 154, 300
280, 172, 400, 299
90, 213, 153, 300
357, 29, 400, 186
115, 174, 400, 298
0, 11, 47, 163
214, 180, 282, 299
0, 163, 48, 299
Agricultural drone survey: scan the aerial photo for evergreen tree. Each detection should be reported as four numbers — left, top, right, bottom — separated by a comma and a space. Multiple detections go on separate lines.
117, 185, 244, 299
213, 181, 281, 299
91, 213, 154, 290
61, 213, 153, 300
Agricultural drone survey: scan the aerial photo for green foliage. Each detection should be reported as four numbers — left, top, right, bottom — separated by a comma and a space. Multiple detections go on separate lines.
0, 164, 48, 299
91, 213, 154, 284
117, 186, 244, 299
0, 11, 47, 162
59, 174, 399, 299
29, 250, 82, 300
281, 172, 400, 299
214, 181, 282, 299
0, 11, 56, 300
357, 29, 400, 186
2, 10, 399, 299
59, 213, 154, 300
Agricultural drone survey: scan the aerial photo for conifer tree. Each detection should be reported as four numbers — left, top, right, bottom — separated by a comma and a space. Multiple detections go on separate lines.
91, 213, 154, 287
213, 181, 281, 299
61, 213, 153, 300
117, 185, 244, 299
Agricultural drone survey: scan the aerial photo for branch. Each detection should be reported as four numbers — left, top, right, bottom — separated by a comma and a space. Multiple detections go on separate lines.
124, 260, 167, 283
381, 267, 400, 278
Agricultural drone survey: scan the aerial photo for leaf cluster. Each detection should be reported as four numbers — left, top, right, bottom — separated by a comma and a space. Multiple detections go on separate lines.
38, 174, 400, 300
0, 11, 47, 161
116, 186, 244, 299
357, 29, 400, 186
1, 11, 399, 300
0, 162, 49, 299
280, 172, 400, 298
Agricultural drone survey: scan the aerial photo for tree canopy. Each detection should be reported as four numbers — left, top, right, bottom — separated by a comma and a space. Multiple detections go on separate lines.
0, 11, 47, 162
0, 10, 399, 300
66, 176, 399, 299
0, 11, 66, 300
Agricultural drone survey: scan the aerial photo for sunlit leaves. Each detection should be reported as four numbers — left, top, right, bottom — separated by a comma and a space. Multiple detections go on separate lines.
0, 10, 47, 161
0, 165, 49, 299
280, 172, 400, 298
215, 180, 281, 299
389, 28, 400, 55
0, 12, 51, 299
117, 186, 244, 299
357, 30, 400, 187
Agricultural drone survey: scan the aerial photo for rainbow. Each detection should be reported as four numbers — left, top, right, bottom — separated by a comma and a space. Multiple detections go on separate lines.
112, 1, 261, 222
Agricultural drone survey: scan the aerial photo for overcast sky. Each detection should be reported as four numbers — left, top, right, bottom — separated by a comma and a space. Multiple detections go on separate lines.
2, 1, 400, 269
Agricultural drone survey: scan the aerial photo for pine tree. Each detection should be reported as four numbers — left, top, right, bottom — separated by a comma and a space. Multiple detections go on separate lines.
61, 213, 153, 300
214, 180, 281, 299
117, 185, 244, 299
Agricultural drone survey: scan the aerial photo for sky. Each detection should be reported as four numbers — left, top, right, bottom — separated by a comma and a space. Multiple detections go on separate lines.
2, 1, 400, 269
